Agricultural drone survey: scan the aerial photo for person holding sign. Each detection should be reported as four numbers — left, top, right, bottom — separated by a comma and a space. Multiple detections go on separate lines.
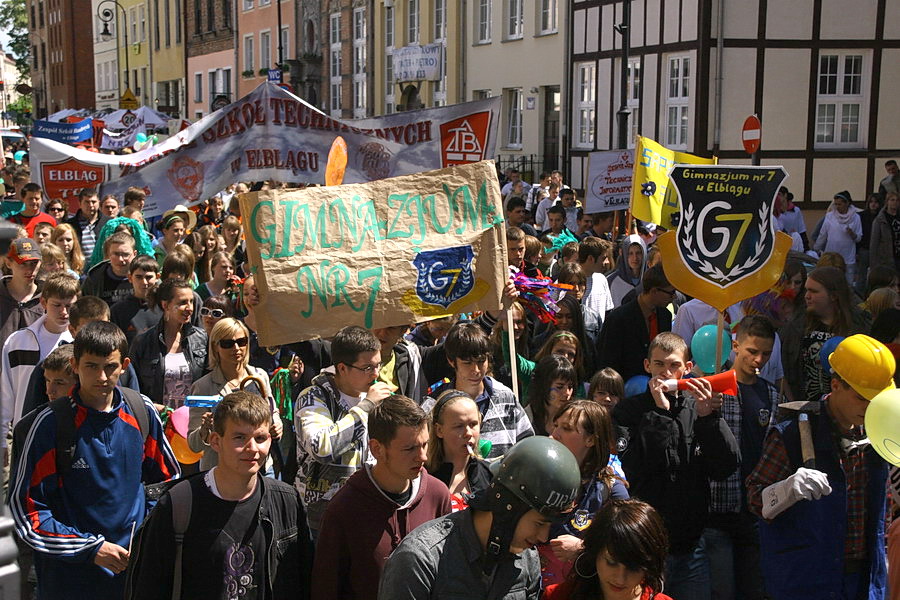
746, 335, 895, 599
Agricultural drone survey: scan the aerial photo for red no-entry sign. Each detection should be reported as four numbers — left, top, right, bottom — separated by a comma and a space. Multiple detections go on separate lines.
742, 115, 761, 155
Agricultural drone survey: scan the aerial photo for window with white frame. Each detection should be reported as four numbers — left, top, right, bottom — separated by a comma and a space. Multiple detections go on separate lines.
330, 13, 342, 116
280, 26, 289, 64
433, 0, 446, 106
506, 0, 523, 39
665, 55, 690, 149
385, 7, 395, 113
243, 34, 254, 71
222, 68, 232, 95
627, 59, 641, 148
477, 0, 491, 42
574, 62, 595, 147
208, 69, 218, 102
816, 52, 867, 146
130, 7, 138, 43
260, 0, 270, 5
505, 88, 523, 148
408, 0, 419, 44
539, 0, 557, 34
139, 4, 146, 41
194, 72, 203, 102
353, 7, 366, 118
243, 0, 252, 10
260, 30, 271, 69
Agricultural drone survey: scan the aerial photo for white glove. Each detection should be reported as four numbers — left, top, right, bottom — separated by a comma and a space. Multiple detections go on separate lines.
761, 467, 832, 520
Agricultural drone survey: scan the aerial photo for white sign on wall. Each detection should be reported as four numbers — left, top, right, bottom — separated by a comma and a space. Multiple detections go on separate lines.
393, 44, 443, 82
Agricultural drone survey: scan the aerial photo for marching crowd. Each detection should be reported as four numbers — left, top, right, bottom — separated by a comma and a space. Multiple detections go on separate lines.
0, 153, 899, 600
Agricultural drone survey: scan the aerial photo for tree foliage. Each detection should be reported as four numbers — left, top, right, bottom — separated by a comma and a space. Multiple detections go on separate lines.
0, 0, 31, 80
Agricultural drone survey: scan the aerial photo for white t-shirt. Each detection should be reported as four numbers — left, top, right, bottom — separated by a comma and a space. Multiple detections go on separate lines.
37, 325, 70, 361
777, 207, 807, 235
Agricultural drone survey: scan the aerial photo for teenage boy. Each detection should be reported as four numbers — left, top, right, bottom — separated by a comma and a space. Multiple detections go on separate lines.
0, 237, 43, 341
10, 321, 179, 600
505, 197, 538, 238
703, 316, 781, 600
294, 325, 393, 536
82, 231, 137, 308
66, 187, 109, 260
425, 322, 533, 459
507, 226, 526, 269
110, 254, 162, 344
0, 272, 78, 459
125, 390, 313, 599
541, 205, 569, 238
10, 182, 57, 237
613, 332, 739, 600
312, 395, 451, 600
575, 208, 594, 240
577, 237, 614, 326
747, 335, 895, 599
558, 188, 580, 232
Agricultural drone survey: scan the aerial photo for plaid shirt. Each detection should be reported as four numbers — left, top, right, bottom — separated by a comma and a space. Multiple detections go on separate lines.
746, 396, 868, 560
710, 380, 780, 514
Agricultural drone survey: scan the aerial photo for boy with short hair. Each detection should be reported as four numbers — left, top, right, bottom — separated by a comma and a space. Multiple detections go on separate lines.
312, 395, 451, 600
82, 231, 136, 307
0, 271, 78, 458
424, 322, 533, 459
42, 343, 77, 402
10, 182, 57, 237
542, 205, 568, 237
10, 321, 178, 600
613, 332, 739, 600
506, 226, 526, 269
33, 221, 54, 246
126, 390, 313, 599
110, 254, 163, 344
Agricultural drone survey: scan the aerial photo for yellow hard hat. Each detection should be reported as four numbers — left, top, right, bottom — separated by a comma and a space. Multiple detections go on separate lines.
829, 334, 897, 401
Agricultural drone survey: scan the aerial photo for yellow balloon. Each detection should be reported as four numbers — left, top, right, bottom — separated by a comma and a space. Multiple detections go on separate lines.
864, 387, 900, 467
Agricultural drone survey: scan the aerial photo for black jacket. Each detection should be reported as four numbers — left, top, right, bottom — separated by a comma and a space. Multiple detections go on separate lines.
612, 390, 739, 554
65, 211, 109, 249
81, 261, 133, 307
596, 299, 672, 382
125, 473, 313, 600
128, 317, 208, 404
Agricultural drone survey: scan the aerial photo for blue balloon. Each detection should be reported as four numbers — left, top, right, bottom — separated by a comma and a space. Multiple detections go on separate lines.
819, 336, 845, 376
624, 375, 650, 398
691, 324, 732, 375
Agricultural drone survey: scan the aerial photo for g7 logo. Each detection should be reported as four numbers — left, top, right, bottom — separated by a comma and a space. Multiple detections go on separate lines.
695, 201, 753, 269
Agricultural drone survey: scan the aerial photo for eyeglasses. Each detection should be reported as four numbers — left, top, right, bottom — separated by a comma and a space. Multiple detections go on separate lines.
218, 337, 249, 349
345, 362, 382, 375
200, 307, 226, 318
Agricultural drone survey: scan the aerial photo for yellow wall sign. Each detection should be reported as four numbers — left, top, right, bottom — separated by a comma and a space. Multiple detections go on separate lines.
119, 88, 139, 110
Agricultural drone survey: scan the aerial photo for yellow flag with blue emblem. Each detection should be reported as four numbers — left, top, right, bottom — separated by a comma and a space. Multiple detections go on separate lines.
630, 136, 716, 228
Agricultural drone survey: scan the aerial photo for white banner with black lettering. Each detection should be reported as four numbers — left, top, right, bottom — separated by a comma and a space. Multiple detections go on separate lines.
584, 150, 634, 214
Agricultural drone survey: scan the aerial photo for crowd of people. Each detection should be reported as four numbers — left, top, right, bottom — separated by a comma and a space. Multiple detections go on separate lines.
0, 153, 899, 600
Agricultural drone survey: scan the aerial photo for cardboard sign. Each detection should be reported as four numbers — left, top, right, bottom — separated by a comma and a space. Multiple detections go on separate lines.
585, 150, 633, 214
658, 164, 792, 311
630, 136, 716, 228
241, 160, 508, 345
31, 82, 500, 218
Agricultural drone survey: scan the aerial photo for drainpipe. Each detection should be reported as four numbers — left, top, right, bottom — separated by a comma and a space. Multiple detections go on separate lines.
460, 0, 466, 103
712, 0, 724, 154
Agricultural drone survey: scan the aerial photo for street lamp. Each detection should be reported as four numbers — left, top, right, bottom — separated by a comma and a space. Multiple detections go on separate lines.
96, 0, 130, 99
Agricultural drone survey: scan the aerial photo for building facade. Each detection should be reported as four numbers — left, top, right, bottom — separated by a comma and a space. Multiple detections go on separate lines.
185, 0, 235, 120
92, 0, 120, 110
27, 0, 95, 116
236, 0, 294, 98
465, 0, 566, 178
568, 0, 900, 205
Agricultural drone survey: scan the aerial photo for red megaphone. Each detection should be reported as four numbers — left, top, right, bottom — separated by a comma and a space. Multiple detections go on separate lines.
661, 370, 738, 397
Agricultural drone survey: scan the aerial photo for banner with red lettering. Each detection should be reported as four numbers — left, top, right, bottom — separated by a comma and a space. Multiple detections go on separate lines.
30, 82, 501, 217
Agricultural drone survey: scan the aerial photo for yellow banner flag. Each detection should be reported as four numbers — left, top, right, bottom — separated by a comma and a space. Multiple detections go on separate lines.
630, 136, 716, 228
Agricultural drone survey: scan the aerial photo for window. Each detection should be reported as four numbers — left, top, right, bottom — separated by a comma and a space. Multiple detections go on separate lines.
243, 0, 253, 10
665, 56, 690, 148
154, 0, 160, 48
260, 0, 270, 5
434, 0, 445, 40
208, 69, 218, 102
433, 1, 446, 106
627, 59, 641, 148
385, 7, 394, 113
243, 34, 254, 71
506, 0, 523, 39
816, 52, 867, 146
539, 0, 557, 34
574, 62, 595, 147
194, 72, 203, 102
408, 0, 419, 44
330, 12, 342, 116
223, 0, 230, 29
222, 68, 231, 95
194, 0, 201, 34
130, 7, 138, 43
477, 0, 491, 42
260, 30, 271, 69
353, 7, 366, 118
505, 88, 523, 147
280, 26, 289, 64
175, 0, 182, 42
139, 4, 146, 41
165, 0, 171, 45
206, 0, 214, 32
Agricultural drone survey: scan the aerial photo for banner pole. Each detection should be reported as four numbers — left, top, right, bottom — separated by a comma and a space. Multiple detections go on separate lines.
715, 311, 726, 375
506, 309, 520, 403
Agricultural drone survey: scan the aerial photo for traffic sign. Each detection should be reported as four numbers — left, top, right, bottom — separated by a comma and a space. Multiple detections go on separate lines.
742, 115, 761, 155
120, 88, 139, 110
268, 69, 283, 83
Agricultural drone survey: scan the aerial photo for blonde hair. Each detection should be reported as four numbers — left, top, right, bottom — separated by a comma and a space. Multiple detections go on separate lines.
864, 287, 899, 321
50, 223, 85, 272
209, 317, 250, 372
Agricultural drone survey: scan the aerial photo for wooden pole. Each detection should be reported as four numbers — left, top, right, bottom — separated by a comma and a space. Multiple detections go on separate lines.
714, 311, 726, 374
506, 309, 520, 403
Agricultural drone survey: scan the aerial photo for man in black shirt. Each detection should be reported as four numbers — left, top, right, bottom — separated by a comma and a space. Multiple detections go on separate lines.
82, 231, 135, 307
110, 255, 161, 345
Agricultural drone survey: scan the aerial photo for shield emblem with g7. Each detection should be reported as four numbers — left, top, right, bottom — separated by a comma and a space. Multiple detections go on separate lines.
657, 165, 793, 312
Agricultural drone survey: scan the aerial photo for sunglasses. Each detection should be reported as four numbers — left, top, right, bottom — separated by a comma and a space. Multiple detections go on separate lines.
218, 337, 249, 349
48, 206, 66, 213
200, 307, 226, 318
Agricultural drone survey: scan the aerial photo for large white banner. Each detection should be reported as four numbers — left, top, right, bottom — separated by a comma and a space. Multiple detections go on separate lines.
31, 82, 501, 217
584, 150, 633, 214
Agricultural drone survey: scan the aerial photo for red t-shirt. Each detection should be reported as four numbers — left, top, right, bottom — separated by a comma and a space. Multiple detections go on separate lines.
10, 211, 57, 237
